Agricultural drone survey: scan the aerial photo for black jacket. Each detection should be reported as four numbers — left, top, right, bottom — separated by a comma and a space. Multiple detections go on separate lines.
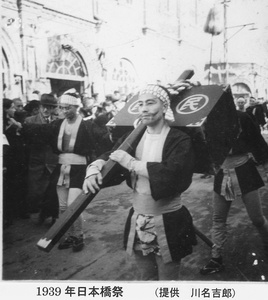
99, 127, 195, 200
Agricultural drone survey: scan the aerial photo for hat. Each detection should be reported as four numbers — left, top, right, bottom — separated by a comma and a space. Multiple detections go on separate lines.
40, 94, 58, 106
60, 89, 81, 106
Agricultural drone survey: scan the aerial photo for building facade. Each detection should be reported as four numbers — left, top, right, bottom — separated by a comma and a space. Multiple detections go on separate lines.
204, 62, 268, 102
1, 0, 212, 103
2, 0, 267, 104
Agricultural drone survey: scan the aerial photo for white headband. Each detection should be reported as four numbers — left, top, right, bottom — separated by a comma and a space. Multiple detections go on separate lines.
60, 90, 80, 106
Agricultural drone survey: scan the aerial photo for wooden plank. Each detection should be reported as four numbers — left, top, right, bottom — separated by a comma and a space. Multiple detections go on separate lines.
37, 123, 146, 252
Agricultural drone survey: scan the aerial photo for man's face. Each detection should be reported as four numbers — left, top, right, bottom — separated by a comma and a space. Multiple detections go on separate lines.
138, 97, 166, 127
32, 107, 40, 116
59, 104, 78, 121
7, 103, 16, 118
237, 98, 245, 110
40, 105, 57, 118
249, 98, 256, 106
13, 100, 23, 112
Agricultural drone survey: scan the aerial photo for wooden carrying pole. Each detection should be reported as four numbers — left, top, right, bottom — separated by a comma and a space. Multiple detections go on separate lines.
194, 227, 214, 248
37, 123, 146, 252
37, 70, 199, 252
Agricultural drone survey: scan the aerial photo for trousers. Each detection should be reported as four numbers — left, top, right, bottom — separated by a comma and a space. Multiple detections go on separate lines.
211, 190, 268, 258
57, 185, 84, 237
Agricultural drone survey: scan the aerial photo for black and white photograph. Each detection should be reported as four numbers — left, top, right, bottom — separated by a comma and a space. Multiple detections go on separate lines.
1, 0, 268, 299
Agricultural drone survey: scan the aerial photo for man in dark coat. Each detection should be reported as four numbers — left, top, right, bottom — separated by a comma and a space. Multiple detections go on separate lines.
200, 110, 268, 275
83, 84, 197, 280
24, 94, 59, 216
246, 96, 266, 131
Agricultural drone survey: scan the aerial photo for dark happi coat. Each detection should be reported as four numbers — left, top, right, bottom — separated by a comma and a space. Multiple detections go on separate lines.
99, 127, 197, 261
214, 111, 268, 195
24, 118, 95, 189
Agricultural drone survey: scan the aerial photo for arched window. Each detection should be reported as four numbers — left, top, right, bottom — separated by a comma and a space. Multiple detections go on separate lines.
46, 47, 85, 77
110, 58, 138, 95
232, 82, 251, 94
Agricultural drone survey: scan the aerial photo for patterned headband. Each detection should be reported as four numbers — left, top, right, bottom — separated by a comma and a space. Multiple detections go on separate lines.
139, 84, 170, 106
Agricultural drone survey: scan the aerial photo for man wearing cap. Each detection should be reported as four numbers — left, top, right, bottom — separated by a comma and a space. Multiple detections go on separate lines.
23, 90, 95, 251
24, 94, 59, 216
83, 84, 197, 280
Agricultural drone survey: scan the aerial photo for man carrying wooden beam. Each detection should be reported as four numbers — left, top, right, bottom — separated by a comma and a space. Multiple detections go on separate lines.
82, 84, 197, 280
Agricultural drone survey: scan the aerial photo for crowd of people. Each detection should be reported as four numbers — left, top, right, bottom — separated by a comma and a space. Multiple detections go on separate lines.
2, 83, 268, 280
2, 89, 127, 234
236, 96, 268, 133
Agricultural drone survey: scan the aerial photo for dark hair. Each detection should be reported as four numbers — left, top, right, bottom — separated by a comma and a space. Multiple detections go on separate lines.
3, 98, 13, 110
79, 107, 91, 118
3, 98, 13, 128
103, 101, 112, 108
24, 100, 40, 113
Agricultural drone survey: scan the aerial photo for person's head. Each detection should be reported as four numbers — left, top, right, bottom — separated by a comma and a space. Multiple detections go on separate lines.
113, 90, 120, 101
13, 98, 24, 112
59, 91, 81, 121
249, 96, 257, 106
137, 84, 170, 129
24, 100, 40, 116
79, 107, 92, 118
236, 97, 246, 111
92, 103, 105, 118
103, 99, 116, 114
82, 97, 95, 109
40, 94, 58, 118
3, 98, 15, 118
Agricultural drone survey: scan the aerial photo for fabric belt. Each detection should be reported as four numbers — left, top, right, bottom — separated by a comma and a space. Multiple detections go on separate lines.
220, 154, 251, 201
57, 153, 87, 188
126, 211, 138, 257
58, 153, 87, 165
220, 169, 241, 201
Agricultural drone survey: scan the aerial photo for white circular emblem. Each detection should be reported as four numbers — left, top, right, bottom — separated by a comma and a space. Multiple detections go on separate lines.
128, 100, 140, 115
176, 94, 209, 114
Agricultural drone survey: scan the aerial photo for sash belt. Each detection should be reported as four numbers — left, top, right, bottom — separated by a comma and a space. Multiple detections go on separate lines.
57, 153, 86, 188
